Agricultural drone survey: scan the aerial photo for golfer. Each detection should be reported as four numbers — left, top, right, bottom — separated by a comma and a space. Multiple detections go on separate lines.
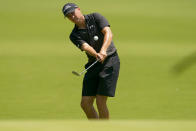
62, 3, 120, 119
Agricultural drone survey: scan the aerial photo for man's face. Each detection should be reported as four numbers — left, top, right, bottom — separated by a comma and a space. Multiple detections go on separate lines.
66, 8, 83, 24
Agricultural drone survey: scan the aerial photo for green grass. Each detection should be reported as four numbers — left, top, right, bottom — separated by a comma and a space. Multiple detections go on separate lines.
0, 0, 196, 122
0, 120, 196, 131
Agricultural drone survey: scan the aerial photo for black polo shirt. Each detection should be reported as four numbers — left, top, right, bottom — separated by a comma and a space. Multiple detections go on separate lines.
69, 13, 116, 62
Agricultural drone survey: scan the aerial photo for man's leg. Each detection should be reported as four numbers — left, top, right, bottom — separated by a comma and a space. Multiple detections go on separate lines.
80, 96, 99, 119
96, 95, 109, 119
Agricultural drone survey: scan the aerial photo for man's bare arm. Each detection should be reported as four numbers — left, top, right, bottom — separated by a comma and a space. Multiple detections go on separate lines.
81, 43, 98, 58
98, 27, 113, 62
101, 27, 113, 54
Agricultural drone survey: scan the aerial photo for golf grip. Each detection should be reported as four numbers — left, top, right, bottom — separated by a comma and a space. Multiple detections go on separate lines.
84, 52, 114, 72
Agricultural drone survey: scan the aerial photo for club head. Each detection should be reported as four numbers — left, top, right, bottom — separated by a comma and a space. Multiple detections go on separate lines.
72, 71, 81, 76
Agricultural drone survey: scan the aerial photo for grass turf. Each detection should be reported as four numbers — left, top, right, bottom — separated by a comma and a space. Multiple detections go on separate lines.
0, 120, 196, 131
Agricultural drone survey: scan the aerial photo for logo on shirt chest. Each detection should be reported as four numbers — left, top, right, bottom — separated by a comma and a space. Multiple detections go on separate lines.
89, 25, 95, 29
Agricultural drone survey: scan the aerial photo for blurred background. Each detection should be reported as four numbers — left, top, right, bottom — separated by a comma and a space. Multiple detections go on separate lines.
0, 0, 196, 120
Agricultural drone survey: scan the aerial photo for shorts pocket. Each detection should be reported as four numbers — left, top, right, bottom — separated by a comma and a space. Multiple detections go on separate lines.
99, 66, 113, 78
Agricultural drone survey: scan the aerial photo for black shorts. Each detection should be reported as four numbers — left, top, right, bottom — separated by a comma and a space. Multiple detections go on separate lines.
82, 52, 120, 97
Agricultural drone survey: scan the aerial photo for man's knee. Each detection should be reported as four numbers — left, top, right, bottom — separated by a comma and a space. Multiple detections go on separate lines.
80, 100, 90, 109
96, 95, 108, 107
80, 96, 95, 109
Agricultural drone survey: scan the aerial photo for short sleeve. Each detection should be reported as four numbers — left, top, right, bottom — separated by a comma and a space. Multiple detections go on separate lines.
69, 33, 86, 50
93, 13, 110, 30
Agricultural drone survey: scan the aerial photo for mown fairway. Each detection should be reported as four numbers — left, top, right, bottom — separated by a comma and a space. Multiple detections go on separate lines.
1, 120, 196, 131
0, 0, 196, 126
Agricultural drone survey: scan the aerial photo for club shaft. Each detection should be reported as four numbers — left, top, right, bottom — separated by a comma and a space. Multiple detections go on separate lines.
79, 59, 99, 75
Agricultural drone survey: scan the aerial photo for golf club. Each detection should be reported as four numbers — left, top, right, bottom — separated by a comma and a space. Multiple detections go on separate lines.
72, 59, 99, 76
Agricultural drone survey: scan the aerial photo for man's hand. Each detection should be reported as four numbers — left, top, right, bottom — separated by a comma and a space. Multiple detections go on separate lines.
97, 50, 107, 63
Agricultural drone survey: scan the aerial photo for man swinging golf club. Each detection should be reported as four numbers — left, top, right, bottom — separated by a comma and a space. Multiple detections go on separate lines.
62, 3, 120, 119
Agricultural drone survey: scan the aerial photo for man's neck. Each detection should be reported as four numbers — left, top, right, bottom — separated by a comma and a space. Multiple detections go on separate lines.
77, 15, 86, 29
